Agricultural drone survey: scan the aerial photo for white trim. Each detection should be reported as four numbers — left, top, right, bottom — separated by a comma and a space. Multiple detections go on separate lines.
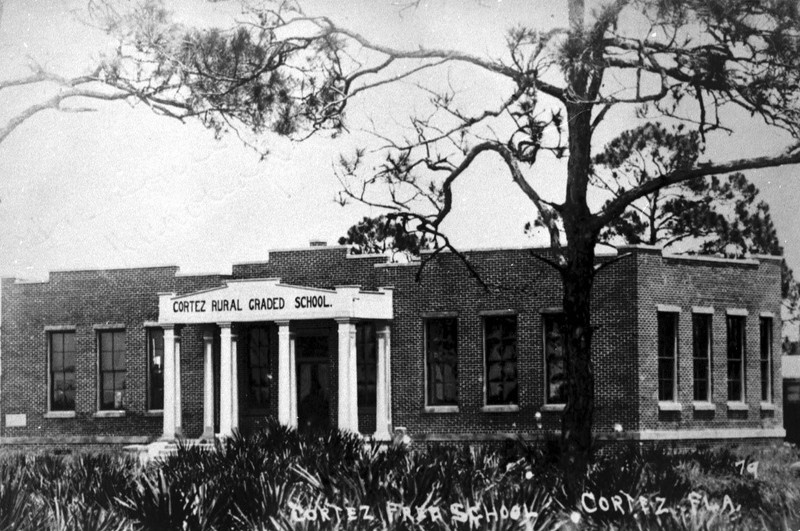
50, 264, 178, 274
662, 253, 759, 266
374, 262, 419, 268
421, 311, 458, 318
345, 253, 389, 260
657, 304, 681, 313
43, 411, 76, 419
760, 402, 777, 411
93, 323, 126, 330
726, 308, 749, 316
635, 427, 784, 440
692, 402, 716, 411
0, 435, 151, 445
44, 325, 77, 331
13, 278, 49, 284
413, 427, 786, 442
692, 306, 714, 314
420, 243, 552, 254
174, 270, 228, 277
92, 410, 125, 418
760, 311, 776, 318
541, 404, 565, 412
658, 401, 683, 411
478, 309, 517, 316
423, 406, 459, 414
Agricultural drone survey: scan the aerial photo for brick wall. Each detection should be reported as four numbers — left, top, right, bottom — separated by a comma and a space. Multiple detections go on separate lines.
0, 245, 782, 445
377, 248, 640, 439
0, 268, 224, 441
634, 248, 783, 434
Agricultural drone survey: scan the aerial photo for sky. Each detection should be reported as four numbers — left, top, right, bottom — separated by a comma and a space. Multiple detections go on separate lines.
1, 0, 799, 281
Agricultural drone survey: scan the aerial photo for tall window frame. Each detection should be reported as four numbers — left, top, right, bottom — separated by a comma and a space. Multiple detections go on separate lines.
356, 322, 377, 409
98, 330, 127, 410
726, 315, 746, 402
760, 316, 773, 403
424, 317, 458, 407
244, 325, 272, 411
146, 328, 164, 411
49, 331, 76, 412
483, 314, 518, 406
657, 312, 679, 402
692, 313, 712, 402
543, 313, 566, 405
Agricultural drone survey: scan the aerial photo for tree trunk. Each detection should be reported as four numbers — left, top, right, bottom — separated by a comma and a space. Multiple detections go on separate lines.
559, 233, 596, 490
559, 96, 598, 489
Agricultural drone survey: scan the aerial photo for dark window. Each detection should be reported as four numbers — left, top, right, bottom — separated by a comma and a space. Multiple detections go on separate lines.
98, 330, 126, 410
657, 312, 678, 401
485, 315, 518, 406
787, 382, 800, 403
544, 314, 566, 404
357, 323, 377, 408
692, 314, 712, 402
760, 317, 773, 403
147, 329, 164, 410
245, 326, 272, 410
727, 315, 746, 401
425, 318, 458, 406
50, 332, 76, 411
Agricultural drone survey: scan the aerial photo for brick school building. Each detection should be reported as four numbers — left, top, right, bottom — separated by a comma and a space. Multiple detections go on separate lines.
0, 245, 784, 448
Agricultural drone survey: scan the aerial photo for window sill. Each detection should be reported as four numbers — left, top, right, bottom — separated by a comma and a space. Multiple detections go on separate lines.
423, 406, 459, 414
93, 410, 126, 418
144, 410, 163, 417
760, 402, 777, 411
692, 402, 716, 411
44, 411, 76, 419
726, 402, 749, 411
541, 404, 565, 412
481, 405, 519, 413
658, 401, 683, 412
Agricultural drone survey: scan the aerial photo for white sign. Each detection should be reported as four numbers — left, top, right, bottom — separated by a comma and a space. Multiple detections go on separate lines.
158, 279, 392, 324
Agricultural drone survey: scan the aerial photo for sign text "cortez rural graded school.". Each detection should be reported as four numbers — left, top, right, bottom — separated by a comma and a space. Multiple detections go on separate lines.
172, 295, 333, 313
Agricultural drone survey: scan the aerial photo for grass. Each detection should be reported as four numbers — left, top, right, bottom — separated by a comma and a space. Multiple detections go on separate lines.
0, 422, 797, 530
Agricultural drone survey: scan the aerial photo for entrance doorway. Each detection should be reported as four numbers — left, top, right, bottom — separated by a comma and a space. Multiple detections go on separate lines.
296, 335, 330, 433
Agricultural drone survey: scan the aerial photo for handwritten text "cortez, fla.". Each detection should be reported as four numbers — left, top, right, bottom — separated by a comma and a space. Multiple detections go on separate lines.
581, 491, 740, 516
172, 295, 333, 313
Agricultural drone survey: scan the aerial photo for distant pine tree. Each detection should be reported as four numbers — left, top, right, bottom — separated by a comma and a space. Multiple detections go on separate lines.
592, 123, 798, 317
338, 215, 433, 261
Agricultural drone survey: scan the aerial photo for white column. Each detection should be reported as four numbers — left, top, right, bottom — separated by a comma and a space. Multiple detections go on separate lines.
375, 324, 391, 441
202, 332, 215, 439
219, 323, 233, 437
174, 336, 182, 438
289, 331, 298, 428
349, 326, 359, 433
161, 325, 176, 440
231, 332, 239, 433
337, 319, 358, 433
277, 321, 292, 426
